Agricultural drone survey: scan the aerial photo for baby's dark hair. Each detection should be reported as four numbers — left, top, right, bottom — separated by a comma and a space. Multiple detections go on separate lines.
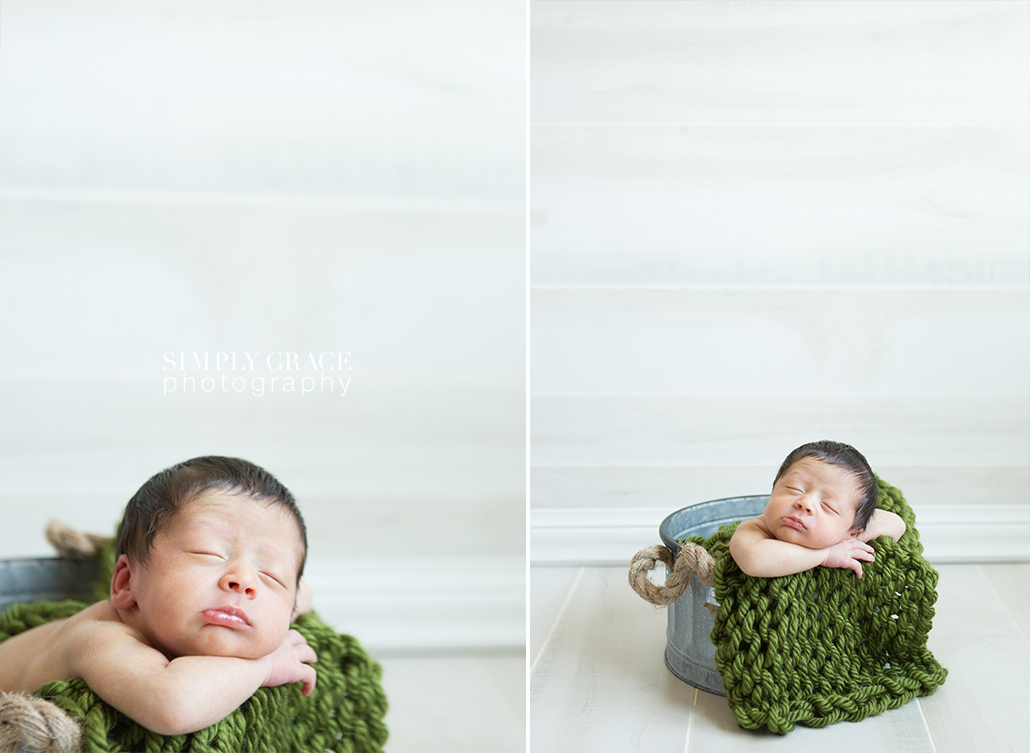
115, 456, 307, 580
773, 440, 879, 532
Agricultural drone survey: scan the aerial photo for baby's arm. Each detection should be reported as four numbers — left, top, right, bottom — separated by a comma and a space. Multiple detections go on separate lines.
69, 623, 316, 736
729, 517, 876, 578
857, 509, 906, 543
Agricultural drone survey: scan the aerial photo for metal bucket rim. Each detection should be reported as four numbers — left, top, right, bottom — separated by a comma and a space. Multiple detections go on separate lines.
658, 494, 769, 556
0, 557, 104, 612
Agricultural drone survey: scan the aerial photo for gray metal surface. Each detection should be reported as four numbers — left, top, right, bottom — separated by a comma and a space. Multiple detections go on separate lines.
0, 558, 103, 612
657, 495, 768, 696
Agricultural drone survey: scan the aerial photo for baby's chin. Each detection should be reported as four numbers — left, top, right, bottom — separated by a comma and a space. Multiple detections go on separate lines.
161, 628, 283, 660
772, 527, 820, 549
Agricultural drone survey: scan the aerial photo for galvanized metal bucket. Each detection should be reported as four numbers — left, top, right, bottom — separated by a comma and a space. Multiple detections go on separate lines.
658, 495, 768, 696
0, 558, 102, 612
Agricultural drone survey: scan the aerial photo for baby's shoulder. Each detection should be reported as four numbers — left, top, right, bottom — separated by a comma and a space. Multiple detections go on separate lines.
71, 599, 119, 622
0, 601, 139, 692
64, 600, 122, 630
59, 601, 160, 677
734, 514, 775, 539
61, 601, 144, 651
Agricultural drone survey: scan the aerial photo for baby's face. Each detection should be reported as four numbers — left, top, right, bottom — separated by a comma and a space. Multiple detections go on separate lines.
123, 490, 305, 660
763, 457, 862, 550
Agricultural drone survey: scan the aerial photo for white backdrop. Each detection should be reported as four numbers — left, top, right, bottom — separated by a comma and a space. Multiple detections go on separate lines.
530, 0, 1029, 562
0, 0, 526, 655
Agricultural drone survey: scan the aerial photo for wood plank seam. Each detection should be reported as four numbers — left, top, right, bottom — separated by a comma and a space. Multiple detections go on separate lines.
916, 699, 942, 753
682, 687, 698, 753
976, 564, 1030, 645
529, 566, 585, 673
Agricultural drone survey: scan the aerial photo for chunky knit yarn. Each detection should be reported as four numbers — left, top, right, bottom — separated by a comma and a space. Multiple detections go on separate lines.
0, 540, 388, 753
687, 478, 947, 734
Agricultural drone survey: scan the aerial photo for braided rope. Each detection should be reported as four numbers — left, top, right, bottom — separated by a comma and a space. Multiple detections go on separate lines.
628, 543, 716, 605
0, 692, 81, 753
45, 520, 110, 560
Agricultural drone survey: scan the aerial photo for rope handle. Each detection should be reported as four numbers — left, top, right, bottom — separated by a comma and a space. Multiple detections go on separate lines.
45, 520, 111, 559
0, 692, 81, 753
628, 542, 717, 606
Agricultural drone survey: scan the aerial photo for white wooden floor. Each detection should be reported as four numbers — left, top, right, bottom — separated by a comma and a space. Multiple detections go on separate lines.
530, 564, 1030, 753
380, 653, 525, 753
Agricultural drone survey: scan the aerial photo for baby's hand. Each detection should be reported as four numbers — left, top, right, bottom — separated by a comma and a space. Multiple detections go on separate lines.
821, 538, 875, 578
262, 629, 317, 696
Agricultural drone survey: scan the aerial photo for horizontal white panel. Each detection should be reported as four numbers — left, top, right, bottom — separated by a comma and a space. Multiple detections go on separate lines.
531, 288, 1029, 393
1, 0, 524, 201
531, 394, 1029, 464
532, 0, 1029, 124
0, 487, 526, 561
530, 463, 1030, 511
0, 197, 524, 376
0, 552, 525, 652
529, 505, 1030, 565
308, 556, 525, 652
531, 124, 1029, 285
2, 377, 523, 519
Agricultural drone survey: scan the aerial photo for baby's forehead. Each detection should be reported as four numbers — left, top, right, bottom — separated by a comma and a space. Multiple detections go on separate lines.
783, 459, 861, 501
169, 493, 305, 558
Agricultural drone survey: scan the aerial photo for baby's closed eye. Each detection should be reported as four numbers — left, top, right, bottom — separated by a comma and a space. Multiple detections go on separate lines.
190, 551, 226, 559
260, 571, 288, 589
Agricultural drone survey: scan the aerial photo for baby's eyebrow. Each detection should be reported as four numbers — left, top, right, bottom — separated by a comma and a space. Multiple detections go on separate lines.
179, 515, 232, 536
784, 471, 810, 486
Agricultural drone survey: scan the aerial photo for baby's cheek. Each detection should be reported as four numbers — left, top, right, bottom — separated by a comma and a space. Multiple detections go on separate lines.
261, 609, 293, 654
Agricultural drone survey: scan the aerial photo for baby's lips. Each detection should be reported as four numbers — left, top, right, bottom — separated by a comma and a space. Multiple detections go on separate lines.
781, 515, 807, 531
202, 606, 251, 627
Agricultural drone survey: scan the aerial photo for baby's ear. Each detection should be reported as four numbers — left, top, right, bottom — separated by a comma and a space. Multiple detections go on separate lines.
110, 554, 137, 609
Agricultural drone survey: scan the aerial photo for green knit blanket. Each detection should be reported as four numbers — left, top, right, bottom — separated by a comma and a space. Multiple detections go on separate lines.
0, 545, 388, 753
686, 478, 947, 734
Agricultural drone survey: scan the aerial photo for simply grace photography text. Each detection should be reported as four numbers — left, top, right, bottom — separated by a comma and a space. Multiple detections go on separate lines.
161, 351, 351, 397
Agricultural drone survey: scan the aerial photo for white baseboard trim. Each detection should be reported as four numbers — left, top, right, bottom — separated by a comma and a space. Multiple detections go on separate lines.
304, 556, 525, 655
530, 506, 1030, 566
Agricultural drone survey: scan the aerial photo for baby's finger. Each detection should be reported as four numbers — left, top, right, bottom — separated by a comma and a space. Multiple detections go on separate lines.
296, 644, 318, 664
852, 561, 863, 578
300, 665, 317, 696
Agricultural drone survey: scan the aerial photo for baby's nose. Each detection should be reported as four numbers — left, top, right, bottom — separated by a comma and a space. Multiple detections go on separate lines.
220, 571, 257, 597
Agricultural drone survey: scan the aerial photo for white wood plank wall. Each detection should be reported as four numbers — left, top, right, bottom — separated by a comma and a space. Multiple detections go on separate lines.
0, 0, 527, 656
530, 0, 1030, 560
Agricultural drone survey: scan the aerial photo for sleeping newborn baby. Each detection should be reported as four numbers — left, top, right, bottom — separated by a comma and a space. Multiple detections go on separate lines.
0, 456, 316, 735
730, 440, 906, 578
